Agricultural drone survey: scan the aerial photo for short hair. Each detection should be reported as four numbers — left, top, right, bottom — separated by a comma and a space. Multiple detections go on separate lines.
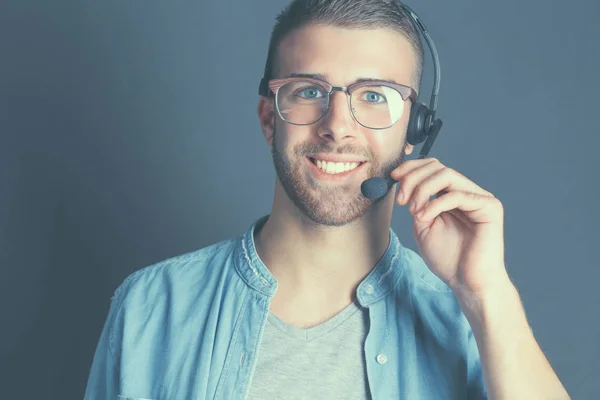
261, 0, 425, 92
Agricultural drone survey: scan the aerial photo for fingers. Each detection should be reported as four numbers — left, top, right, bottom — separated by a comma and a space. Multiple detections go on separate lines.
416, 190, 504, 224
393, 159, 445, 208
392, 158, 494, 215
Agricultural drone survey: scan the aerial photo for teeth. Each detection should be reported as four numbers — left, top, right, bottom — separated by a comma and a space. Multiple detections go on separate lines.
315, 159, 360, 174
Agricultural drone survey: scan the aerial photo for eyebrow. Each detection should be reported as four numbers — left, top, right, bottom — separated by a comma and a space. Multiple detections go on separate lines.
286, 72, 400, 86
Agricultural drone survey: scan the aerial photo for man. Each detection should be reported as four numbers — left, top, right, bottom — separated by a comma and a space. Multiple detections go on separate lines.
84, 0, 571, 399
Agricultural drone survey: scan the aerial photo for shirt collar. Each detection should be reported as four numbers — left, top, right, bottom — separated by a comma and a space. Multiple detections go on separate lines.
234, 214, 408, 307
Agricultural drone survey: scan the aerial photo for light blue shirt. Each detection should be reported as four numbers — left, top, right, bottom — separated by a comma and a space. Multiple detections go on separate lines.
84, 214, 487, 399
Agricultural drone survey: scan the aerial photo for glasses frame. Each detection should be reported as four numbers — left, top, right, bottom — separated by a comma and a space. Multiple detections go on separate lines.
267, 77, 418, 130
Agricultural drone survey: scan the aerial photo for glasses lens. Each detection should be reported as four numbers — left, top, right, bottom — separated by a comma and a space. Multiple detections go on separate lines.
276, 81, 328, 125
350, 85, 404, 129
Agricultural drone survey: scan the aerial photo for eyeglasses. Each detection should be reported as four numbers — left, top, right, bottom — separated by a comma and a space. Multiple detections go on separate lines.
267, 77, 417, 130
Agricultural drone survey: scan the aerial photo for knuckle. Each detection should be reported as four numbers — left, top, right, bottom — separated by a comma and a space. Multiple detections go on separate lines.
441, 167, 454, 178
492, 197, 503, 208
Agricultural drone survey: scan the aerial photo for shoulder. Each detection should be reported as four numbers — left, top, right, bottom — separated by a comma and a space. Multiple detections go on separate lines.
397, 245, 473, 341
110, 236, 238, 311
101, 236, 240, 371
400, 245, 452, 294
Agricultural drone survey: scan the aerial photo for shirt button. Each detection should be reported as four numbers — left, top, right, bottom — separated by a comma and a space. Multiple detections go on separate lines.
376, 354, 388, 364
365, 284, 374, 294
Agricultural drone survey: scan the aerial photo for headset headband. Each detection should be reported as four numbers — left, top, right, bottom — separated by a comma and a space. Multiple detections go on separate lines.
398, 2, 441, 131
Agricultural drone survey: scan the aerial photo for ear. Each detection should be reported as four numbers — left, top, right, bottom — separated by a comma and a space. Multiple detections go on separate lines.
404, 143, 414, 155
258, 96, 275, 147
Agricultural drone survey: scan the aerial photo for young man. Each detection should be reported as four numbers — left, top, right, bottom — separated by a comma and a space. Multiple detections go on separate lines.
85, 1, 570, 399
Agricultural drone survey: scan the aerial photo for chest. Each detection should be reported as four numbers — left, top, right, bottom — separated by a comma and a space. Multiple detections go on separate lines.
268, 293, 355, 329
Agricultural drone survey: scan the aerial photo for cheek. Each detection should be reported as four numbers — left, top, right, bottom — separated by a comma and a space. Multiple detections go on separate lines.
276, 123, 314, 154
368, 130, 405, 162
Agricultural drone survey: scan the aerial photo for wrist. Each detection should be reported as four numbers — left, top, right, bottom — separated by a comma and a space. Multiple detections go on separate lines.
451, 273, 518, 320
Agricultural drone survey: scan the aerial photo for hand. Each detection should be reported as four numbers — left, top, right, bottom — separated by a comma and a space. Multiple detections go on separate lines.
391, 158, 510, 295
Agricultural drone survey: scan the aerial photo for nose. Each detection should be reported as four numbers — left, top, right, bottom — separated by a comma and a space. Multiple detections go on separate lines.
316, 89, 356, 142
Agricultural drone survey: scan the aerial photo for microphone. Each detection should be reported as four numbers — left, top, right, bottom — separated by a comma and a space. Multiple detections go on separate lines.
360, 119, 443, 200
361, 175, 398, 200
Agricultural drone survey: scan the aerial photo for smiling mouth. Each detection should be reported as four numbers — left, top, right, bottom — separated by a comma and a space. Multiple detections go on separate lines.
307, 157, 367, 175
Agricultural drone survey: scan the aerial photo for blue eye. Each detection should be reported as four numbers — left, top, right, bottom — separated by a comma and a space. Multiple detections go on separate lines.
296, 87, 324, 99
363, 91, 386, 103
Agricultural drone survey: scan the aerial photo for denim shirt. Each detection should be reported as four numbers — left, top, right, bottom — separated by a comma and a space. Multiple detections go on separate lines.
84, 214, 487, 399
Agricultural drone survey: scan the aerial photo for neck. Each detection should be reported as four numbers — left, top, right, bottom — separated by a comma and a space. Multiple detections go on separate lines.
254, 182, 396, 303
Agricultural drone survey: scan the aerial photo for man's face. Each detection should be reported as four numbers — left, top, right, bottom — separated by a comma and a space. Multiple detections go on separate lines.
260, 24, 417, 227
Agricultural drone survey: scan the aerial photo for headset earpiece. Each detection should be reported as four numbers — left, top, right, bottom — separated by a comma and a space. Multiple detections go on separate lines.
406, 102, 431, 146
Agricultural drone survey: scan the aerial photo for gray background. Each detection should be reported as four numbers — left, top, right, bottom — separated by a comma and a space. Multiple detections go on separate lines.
1, 0, 598, 398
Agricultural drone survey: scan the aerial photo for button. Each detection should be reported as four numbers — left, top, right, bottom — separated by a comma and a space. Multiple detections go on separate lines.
365, 284, 374, 294
376, 354, 387, 364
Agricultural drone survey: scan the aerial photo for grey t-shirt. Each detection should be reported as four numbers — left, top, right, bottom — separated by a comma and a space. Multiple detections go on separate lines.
246, 298, 371, 400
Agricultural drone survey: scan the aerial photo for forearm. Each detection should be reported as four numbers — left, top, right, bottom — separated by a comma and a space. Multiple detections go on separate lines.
454, 277, 570, 400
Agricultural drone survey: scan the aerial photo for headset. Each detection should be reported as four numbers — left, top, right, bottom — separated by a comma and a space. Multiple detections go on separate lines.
258, 1, 442, 160
399, 2, 442, 159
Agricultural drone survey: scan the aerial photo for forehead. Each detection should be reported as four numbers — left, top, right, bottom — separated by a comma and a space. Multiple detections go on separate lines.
276, 24, 417, 87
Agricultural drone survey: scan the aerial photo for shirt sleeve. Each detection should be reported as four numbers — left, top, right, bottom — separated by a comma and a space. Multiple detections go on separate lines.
83, 285, 125, 399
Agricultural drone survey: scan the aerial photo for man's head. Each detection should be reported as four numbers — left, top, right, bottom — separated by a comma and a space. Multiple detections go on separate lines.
258, 0, 424, 227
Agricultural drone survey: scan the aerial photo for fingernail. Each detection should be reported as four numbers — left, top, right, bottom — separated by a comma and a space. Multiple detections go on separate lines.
397, 191, 403, 203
